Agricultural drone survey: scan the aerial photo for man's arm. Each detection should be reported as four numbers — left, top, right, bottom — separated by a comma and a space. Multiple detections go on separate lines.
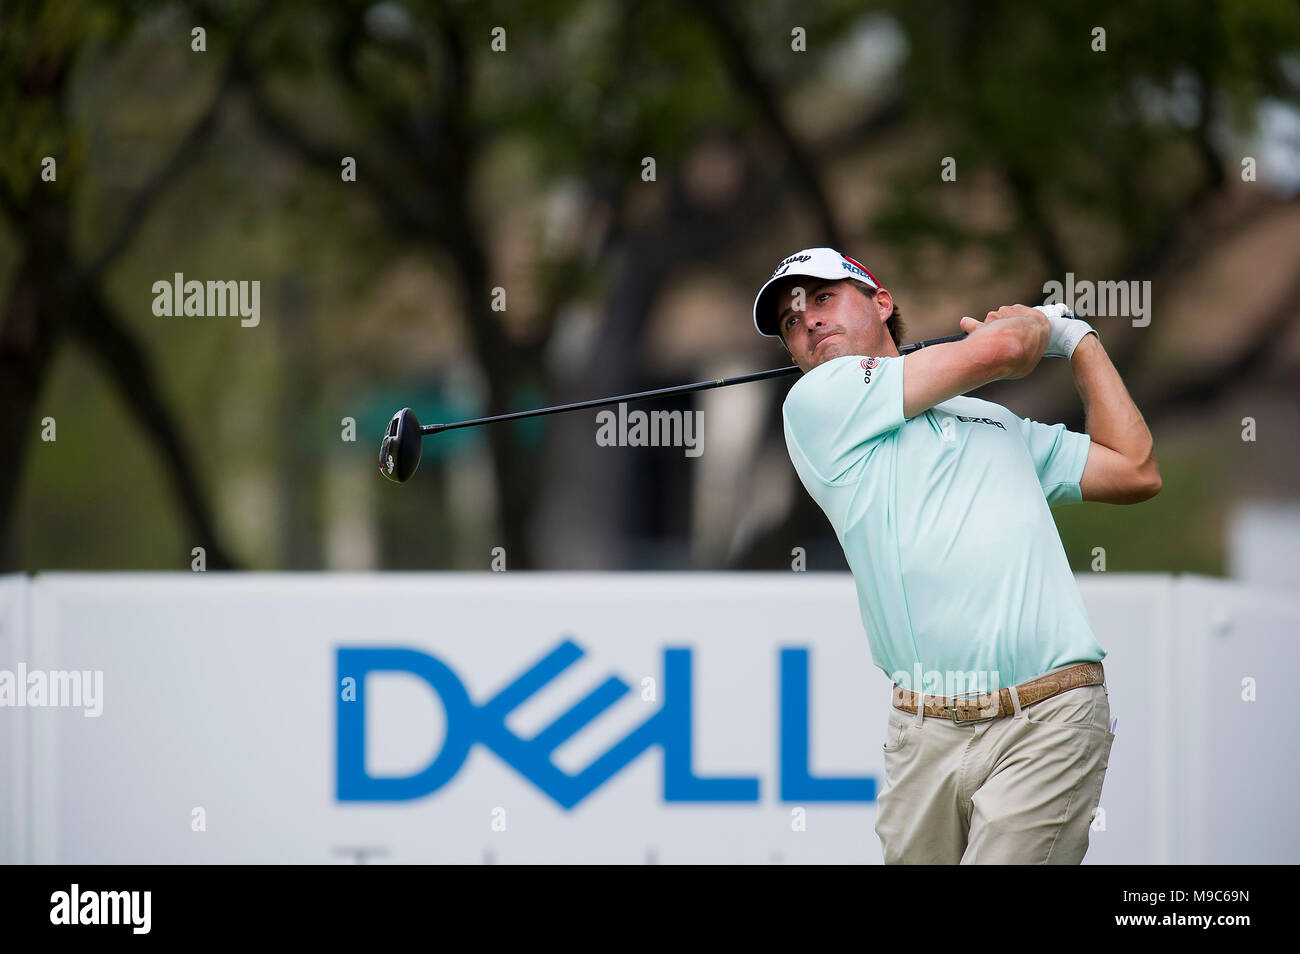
1072, 334, 1162, 503
901, 306, 1049, 419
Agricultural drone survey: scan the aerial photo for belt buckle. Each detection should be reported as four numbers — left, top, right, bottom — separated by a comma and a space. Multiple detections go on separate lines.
949, 690, 998, 725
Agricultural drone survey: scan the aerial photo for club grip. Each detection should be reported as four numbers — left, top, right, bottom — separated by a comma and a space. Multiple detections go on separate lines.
900, 332, 967, 355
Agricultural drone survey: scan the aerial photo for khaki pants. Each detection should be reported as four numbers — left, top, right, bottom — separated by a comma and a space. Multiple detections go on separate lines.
874, 672, 1115, 864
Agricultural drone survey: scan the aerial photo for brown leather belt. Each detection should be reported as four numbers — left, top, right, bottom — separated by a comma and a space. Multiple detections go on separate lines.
891, 662, 1105, 725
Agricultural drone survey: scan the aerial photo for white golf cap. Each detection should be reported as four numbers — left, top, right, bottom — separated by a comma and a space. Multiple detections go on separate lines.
752, 247, 881, 337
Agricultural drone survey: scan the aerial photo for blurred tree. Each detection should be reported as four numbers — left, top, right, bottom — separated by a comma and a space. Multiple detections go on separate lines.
0, 1, 240, 568
870, 0, 1300, 424
2, 0, 1297, 571
227, 0, 873, 567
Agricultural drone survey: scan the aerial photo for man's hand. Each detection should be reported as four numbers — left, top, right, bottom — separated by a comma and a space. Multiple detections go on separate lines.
901, 305, 1049, 419
1036, 302, 1099, 359
957, 305, 1050, 380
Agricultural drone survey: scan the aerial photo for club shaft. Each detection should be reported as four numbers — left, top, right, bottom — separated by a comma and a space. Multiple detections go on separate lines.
420, 332, 967, 435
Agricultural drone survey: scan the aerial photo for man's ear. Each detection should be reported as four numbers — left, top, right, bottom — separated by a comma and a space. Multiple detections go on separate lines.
874, 287, 894, 321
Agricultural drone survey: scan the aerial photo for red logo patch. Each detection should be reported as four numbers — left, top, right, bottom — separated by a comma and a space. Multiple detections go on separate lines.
860, 357, 880, 370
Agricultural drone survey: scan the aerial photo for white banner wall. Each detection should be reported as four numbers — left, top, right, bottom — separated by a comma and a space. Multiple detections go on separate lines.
1170, 577, 1299, 864
1071, 575, 1176, 864
1, 572, 1296, 864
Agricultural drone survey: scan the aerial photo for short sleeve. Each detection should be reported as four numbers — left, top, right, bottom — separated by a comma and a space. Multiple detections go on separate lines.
782, 354, 905, 483
1017, 417, 1092, 505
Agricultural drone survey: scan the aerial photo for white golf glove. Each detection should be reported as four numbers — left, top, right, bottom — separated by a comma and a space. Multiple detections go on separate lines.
1037, 302, 1098, 359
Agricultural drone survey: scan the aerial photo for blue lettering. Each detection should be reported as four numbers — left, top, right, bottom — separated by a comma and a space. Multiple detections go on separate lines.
780, 649, 875, 800
336, 642, 873, 807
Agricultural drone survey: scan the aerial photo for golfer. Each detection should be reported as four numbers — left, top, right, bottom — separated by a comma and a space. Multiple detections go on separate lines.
753, 247, 1161, 864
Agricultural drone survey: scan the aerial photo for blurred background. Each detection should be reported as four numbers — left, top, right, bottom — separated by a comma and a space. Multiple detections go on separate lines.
3, 0, 1300, 577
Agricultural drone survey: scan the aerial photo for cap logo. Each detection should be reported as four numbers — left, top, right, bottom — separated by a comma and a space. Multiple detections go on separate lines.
771, 253, 812, 278
840, 254, 878, 286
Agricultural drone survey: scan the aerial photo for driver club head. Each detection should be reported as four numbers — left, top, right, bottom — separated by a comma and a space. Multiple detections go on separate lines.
379, 407, 423, 482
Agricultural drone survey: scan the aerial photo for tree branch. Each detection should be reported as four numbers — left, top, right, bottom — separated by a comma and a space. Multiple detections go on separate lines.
237, 63, 436, 241
85, 0, 268, 279
68, 291, 238, 569
1002, 164, 1069, 278
85, 69, 236, 279
691, 0, 844, 247
0, 178, 21, 227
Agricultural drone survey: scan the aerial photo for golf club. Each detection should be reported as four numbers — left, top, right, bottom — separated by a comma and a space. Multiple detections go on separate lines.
379, 332, 968, 482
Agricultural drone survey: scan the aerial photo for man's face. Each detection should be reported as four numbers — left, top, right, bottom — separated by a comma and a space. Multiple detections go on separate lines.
775, 278, 897, 372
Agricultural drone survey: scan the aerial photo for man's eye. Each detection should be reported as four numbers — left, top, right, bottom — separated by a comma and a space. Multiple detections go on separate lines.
815, 293, 831, 303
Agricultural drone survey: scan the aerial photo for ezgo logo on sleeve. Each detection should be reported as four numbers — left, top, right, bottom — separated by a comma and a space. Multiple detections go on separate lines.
336, 642, 875, 809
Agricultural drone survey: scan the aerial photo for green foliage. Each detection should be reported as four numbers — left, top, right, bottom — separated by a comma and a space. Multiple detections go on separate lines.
2, 0, 1295, 570
875, 0, 1300, 278
1053, 446, 1228, 576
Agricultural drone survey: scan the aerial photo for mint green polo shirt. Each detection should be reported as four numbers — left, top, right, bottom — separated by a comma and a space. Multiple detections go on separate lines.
782, 353, 1105, 691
